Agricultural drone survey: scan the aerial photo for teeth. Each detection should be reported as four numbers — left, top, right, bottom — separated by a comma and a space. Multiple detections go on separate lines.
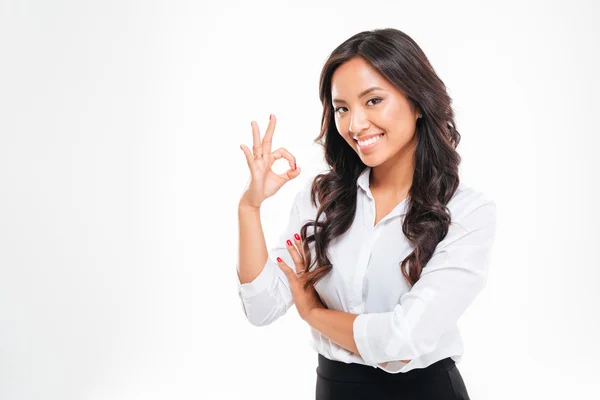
357, 134, 382, 147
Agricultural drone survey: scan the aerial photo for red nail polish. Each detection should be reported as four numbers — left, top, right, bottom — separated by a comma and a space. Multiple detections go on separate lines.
277, 257, 282, 263
294, 162, 297, 170
294, 233, 300, 240
269, 114, 272, 120
286, 240, 292, 246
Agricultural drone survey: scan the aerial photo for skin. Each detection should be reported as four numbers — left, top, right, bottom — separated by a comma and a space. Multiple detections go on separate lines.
333, 56, 420, 208
277, 56, 421, 365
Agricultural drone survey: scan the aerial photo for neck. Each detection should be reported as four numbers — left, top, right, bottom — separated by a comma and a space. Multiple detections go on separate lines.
370, 136, 416, 198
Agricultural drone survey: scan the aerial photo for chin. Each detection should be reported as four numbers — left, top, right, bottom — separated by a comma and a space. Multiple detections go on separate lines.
358, 153, 387, 168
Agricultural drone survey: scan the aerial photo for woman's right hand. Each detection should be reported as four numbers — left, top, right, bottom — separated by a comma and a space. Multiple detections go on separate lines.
239, 114, 301, 209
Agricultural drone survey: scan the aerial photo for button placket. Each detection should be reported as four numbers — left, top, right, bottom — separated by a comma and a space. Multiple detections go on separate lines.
358, 226, 383, 313
351, 193, 376, 313
352, 236, 371, 312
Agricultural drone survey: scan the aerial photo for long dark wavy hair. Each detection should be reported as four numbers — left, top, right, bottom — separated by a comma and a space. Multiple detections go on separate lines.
299, 28, 462, 290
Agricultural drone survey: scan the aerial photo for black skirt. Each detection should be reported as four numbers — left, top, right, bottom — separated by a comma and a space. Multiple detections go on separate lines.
316, 353, 470, 400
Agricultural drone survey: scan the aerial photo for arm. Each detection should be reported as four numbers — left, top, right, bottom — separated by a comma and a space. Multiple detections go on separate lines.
236, 191, 305, 326
305, 308, 412, 363
306, 308, 360, 355
307, 201, 497, 365
237, 201, 268, 285
237, 113, 305, 327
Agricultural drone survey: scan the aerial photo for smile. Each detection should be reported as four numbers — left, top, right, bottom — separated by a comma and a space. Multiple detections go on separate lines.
355, 133, 384, 150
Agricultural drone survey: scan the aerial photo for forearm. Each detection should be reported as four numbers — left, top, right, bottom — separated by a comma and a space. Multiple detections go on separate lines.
237, 200, 268, 284
305, 308, 411, 363
305, 308, 360, 355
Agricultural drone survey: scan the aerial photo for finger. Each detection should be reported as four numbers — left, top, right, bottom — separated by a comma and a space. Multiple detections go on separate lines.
251, 121, 262, 158
292, 232, 306, 264
240, 144, 254, 168
276, 257, 296, 279
262, 114, 276, 154
276, 166, 301, 183
271, 147, 296, 171
285, 239, 305, 273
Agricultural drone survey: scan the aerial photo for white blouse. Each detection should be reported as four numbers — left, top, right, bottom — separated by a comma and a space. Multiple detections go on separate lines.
236, 167, 497, 373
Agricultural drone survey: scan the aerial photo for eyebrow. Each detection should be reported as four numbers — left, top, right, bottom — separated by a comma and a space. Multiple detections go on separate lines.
332, 86, 384, 104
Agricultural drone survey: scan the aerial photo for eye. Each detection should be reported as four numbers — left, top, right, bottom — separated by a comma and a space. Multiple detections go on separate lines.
333, 98, 382, 115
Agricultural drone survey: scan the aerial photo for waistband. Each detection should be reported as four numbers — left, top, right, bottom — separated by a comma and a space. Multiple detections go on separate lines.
317, 353, 455, 383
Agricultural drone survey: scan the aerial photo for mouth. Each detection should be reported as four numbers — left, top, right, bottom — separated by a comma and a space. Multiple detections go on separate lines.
354, 133, 384, 152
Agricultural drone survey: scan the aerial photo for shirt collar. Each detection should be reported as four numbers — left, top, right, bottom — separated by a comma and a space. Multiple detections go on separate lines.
356, 166, 466, 224
357, 166, 410, 224
357, 167, 372, 193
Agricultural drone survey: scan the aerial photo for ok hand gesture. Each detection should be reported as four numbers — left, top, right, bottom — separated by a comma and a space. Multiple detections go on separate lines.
239, 114, 300, 209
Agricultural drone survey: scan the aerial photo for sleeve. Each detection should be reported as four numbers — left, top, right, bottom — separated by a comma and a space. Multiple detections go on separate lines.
353, 200, 498, 365
236, 188, 308, 327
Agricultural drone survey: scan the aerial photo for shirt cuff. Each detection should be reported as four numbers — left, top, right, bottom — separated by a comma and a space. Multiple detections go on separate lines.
237, 258, 277, 299
353, 313, 378, 366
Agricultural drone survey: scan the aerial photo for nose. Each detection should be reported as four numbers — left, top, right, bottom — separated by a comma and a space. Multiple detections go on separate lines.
348, 108, 370, 135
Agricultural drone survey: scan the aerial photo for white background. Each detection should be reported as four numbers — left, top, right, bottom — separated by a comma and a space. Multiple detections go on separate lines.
1, 1, 599, 399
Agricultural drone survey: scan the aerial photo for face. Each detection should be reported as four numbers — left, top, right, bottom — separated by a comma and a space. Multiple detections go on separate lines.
331, 56, 420, 167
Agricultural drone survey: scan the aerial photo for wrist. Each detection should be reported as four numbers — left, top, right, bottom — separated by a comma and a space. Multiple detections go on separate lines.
238, 197, 261, 212
238, 194, 260, 211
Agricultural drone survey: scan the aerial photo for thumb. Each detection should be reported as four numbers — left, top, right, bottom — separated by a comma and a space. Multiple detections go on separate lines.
276, 257, 296, 279
280, 166, 301, 182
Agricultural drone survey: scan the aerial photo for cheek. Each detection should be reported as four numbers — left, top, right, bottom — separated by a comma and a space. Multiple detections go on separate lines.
335, 120, 352, 142
378, 101, 408, 123
340, 132, 354, 147
334, 119, 343, 135
342, 131, 355, 146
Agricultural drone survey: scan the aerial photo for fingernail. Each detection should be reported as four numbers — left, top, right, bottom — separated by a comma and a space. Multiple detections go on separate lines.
276, 257, 282, 263
286, 240, 292, 246
294, 162, 297, 170
294, 233, 300, 240
269, 114, 273, 120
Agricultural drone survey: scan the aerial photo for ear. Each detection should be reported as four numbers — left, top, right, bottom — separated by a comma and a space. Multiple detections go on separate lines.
413, 104, 423, 120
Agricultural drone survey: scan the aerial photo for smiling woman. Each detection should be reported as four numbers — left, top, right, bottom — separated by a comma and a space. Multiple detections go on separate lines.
330, 68, 423, 163
236, 27, 496, 400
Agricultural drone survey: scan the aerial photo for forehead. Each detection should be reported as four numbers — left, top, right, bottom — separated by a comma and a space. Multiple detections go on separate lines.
331, 57, 391, 97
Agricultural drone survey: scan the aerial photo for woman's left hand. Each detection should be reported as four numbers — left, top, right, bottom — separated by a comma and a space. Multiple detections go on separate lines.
277, 233, 327, 321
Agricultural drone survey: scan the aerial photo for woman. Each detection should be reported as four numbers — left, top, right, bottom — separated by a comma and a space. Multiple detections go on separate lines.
237, 28, 497, 400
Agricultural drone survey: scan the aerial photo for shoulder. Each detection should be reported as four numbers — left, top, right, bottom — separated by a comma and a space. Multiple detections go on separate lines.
446, 183, 497, 232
